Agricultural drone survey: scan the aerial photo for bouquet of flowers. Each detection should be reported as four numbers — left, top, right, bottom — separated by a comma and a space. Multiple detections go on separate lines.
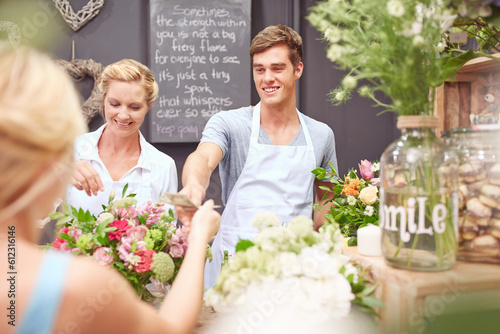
47, 186, 205, 300
205, 213, 382, 322
313, 160, 380, 246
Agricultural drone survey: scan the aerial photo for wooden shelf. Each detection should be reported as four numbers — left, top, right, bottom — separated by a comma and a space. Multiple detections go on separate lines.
436, 53, 500, 136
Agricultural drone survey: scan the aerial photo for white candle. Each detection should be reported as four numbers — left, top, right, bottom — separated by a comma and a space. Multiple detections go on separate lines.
357, 224, 382, 256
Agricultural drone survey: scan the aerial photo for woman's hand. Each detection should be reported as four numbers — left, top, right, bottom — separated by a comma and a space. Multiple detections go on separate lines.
188, 200, 220, 244
176, 184, 206, 232
71, 160, 104, 196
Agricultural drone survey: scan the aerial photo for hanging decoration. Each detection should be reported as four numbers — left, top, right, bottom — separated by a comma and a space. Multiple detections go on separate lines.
55, 58, 104, 123
0, 21, 21, 46
53, 0, 106, 32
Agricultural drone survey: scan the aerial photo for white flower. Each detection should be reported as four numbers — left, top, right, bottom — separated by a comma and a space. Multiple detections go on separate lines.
412, 35, 426, 47
251, 212, 282, 231
342, 262, 359, 284
326, 44, 343, 62
275, 252, 301, 277
347, 196, 357, 206
342, 76, 358, 89
96, 212, 114, 224
287, 215, 314, 238
436, 41, 446, 52
324, 27, 341, 43
370, 162, 380, 173
364, 205, 374, 217
387, 0, 405, 17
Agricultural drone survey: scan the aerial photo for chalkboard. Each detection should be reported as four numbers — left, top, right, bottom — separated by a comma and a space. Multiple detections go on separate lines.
149, 0, 251, 143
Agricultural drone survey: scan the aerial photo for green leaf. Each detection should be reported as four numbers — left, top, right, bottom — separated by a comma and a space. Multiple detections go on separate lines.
318, 186, 331, 191
360, 284, 378, 297
328, 161, 337, 175
49, 212, 65, 220
361, 296, 385, 309
122, 183, 129, 198
235, 239, 254, 252
435, 49, 480, 85
311, 167, 326, 179
348, 237, 358, 246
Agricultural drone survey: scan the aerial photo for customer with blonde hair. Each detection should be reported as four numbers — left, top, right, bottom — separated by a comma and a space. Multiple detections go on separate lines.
66, 58, 177, 216
0, 44, 220, 334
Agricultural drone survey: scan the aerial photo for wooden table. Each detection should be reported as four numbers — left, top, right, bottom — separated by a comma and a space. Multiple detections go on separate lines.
342, 247, 500, 333
194, 305, 220, 333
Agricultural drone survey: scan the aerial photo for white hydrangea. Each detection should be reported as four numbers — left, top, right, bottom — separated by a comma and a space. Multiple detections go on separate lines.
347, 196, 357, 206
252, 212, 282, 232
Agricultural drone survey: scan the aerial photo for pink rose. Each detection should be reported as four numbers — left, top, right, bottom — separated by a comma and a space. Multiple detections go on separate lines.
126, 226, 147, 240
358, 160, 374, 179
93, 247, 115, 266
170, 243, 185, 258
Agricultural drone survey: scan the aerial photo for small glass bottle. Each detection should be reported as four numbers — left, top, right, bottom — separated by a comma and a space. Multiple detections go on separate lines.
443, 128, 500, 264
380, 116, 459, 271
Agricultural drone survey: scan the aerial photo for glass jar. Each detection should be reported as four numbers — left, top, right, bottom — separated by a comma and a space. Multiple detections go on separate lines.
380, 116, 459, 271
443, 127, 500, 264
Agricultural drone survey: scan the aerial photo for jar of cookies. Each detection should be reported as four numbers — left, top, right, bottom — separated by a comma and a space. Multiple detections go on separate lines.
443, 127, 500, 264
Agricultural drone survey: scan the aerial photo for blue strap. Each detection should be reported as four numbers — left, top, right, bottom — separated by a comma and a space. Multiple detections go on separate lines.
16, 250, 72, 334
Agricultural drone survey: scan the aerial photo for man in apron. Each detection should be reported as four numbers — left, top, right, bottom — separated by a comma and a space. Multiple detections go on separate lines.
178, 24, 338, 289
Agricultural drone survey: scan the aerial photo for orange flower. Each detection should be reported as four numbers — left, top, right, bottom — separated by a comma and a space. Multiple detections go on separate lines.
341, 176, 360, 197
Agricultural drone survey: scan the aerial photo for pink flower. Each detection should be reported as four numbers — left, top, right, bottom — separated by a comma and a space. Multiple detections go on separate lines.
93, 247, 115, 266
126, 226, 147, 240
52, 227, 79, 253
113, 206, 138, 220
67, 226, 82, 240
118, 236, 147, 265
137, 201, 166, 226
170, 244, 185, 258
134, 249, 156, 273
52, 227, 70, 250
358, 160, 374, 179
371, 178, 381, 187
108, 219, 132, 241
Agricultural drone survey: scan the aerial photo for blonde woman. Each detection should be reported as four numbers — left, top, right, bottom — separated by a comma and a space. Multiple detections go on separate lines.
0, 44, 220, 334
66, 59, 177, 216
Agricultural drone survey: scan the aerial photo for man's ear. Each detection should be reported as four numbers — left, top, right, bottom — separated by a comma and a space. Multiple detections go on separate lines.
295, 62, 304, 79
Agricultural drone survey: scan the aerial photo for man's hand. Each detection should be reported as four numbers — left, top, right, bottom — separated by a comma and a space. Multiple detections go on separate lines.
71, 160, 104, 196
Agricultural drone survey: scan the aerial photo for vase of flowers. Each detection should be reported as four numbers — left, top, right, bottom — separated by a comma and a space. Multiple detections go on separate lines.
306, 0, 500, 270
313, 160, 380, 246
205, 213, 383, 323
47, 187, 211, 302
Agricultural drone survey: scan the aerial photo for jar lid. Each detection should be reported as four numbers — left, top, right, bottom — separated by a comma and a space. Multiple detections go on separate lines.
397, 116, 439, 129
442, 127, 500, 138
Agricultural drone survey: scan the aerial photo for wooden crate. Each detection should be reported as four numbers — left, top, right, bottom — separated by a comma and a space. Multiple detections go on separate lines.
436, 53, 500, 136
342, 246, 500, 333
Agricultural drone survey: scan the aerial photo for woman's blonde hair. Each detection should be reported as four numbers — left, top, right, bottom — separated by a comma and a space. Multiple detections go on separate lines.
0, 43, 86, 220
99, 58, 159, 109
